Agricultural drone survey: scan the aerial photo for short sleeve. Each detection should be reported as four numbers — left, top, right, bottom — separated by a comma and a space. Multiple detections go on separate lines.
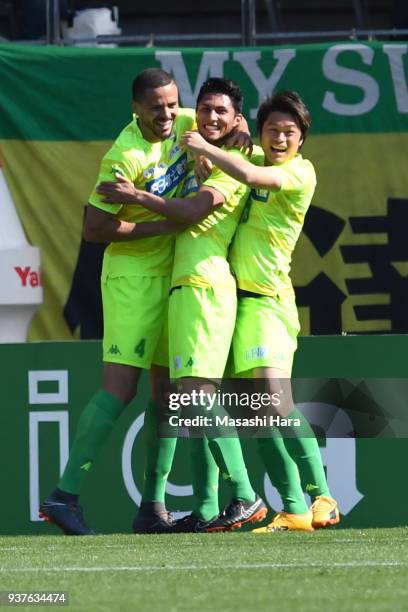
201, 150, 247, 202
275, 158, 316, 194
88, 148, 141, 213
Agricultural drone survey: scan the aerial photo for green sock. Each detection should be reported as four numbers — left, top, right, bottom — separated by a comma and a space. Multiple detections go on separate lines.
207, 436, 255, 502
283, 408, 331, 500
257, 430, 309, 514
184, 397, 256, 503
58, 389, 125, 494
190, 437, 219, 521
195, 399, 255, 502
141, 399, 177, 503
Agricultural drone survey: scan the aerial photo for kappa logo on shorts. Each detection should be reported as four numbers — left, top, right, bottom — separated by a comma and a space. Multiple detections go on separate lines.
174, 355, 183, 371
245, 346, 269, 360
185, 357, 194, 367
107, 344, 122, 355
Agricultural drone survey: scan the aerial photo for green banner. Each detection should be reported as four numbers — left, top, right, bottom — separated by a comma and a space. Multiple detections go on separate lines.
0, 336, 407, 535
1, 42, 408, 139
0, 43, 408, 339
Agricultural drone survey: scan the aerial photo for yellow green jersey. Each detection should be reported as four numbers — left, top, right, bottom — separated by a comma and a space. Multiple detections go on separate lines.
88, 108, 195, 277
171, 149, 251, 291
229, 151, 316, 298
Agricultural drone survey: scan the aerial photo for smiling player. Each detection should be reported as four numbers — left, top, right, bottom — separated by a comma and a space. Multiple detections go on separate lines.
39, 68, 195, 535
97, 78, 267, 532
182, 91, 340, 532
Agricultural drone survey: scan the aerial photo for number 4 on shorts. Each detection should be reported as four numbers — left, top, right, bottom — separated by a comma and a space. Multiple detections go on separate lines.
134, 338, 146, 358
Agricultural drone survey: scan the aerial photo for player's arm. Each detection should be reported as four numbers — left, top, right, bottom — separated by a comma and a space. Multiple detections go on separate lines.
182, 131, 281, 191
136, 186, 225, 224
96, 176, 225, 224
83, 205, 186, 243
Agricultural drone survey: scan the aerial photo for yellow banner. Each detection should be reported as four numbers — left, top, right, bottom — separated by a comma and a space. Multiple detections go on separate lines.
2, 132, 408, 339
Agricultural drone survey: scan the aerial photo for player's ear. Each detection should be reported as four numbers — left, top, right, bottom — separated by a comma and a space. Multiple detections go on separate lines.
233, 113, 244, 129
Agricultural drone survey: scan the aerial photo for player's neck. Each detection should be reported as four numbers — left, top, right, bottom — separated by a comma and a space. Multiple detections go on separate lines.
137, 118, 163, 143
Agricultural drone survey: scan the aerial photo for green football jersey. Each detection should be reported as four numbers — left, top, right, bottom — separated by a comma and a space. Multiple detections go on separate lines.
171, 149, 251, 290
89, 108, 195, 277
229, 152, 316, 297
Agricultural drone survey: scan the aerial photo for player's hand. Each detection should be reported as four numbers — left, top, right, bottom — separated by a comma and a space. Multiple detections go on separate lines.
181, 131, 210, 156
194, 155, 213, 184
96, 175, 142, 204
224, 130, 253, 156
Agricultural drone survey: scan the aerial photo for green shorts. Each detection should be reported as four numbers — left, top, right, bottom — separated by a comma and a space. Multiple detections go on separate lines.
168, 285, 237, 379
102, 274, 170, 369
232, 295, 300, 376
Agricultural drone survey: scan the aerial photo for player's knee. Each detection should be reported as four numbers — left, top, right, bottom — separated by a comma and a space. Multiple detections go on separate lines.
102, 363, 141, 405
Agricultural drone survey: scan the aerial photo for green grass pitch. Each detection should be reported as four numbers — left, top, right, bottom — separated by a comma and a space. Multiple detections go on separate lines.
1, 529, 407, 611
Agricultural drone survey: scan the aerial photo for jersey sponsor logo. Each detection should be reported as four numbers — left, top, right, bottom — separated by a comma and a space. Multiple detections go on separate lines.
146, 152, 188, 196
180, 174, 199, 197
107, 344, 122, 355
144, 167, 156, 179
144, 165, 167, 179
245, 345, 269, 360
251, 188, 269, 202
169, 144, 180, 160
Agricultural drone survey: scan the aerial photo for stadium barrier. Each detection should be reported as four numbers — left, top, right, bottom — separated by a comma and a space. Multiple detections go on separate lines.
1, 334, 407, 535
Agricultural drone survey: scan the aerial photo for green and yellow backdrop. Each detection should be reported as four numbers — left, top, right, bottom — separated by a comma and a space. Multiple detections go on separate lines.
1, 42, 408, 533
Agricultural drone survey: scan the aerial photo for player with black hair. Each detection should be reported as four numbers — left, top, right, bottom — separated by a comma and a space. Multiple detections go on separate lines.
40, 69, 253, 536
97, 77, 267, 533
182, 91, 340, 532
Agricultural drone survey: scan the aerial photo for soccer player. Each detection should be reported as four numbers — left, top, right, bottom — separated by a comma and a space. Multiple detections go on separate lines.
182, 91, 340, 532
97, 78, 267, 532
39, 68, 197, 536
39, 68, 251, 536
